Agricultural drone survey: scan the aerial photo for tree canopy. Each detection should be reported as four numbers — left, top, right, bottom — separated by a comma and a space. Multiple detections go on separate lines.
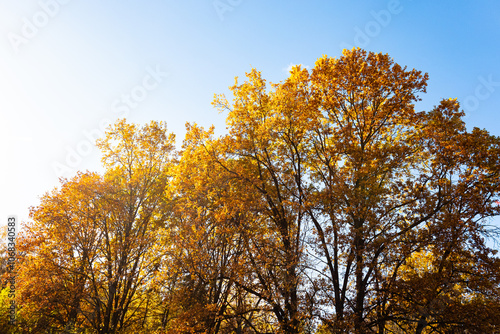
4, 48, 500, 334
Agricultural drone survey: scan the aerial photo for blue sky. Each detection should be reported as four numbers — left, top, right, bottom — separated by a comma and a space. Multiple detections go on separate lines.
1, 0, 500, 229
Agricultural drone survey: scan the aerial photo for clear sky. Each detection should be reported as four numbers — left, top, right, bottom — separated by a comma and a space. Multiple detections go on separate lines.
1, 1, 500, 230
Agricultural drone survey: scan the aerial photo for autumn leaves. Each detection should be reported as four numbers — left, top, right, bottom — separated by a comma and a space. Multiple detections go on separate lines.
6, 48, 500, 334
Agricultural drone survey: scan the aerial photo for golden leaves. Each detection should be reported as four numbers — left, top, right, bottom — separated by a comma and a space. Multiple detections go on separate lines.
14, 49, 500, 333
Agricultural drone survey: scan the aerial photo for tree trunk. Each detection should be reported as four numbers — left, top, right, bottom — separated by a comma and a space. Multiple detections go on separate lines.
354, 218, 366, 334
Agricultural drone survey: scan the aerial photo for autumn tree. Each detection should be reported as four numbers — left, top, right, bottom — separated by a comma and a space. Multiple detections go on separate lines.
89, 119, 175, 333
17, 119, 176, 334
210, 66, 315, 333
210, 48, 500, 333
302, 51, 500, 333
161, 123, 242, 333
16, 172, 104, 333
164, 122, 278, 333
